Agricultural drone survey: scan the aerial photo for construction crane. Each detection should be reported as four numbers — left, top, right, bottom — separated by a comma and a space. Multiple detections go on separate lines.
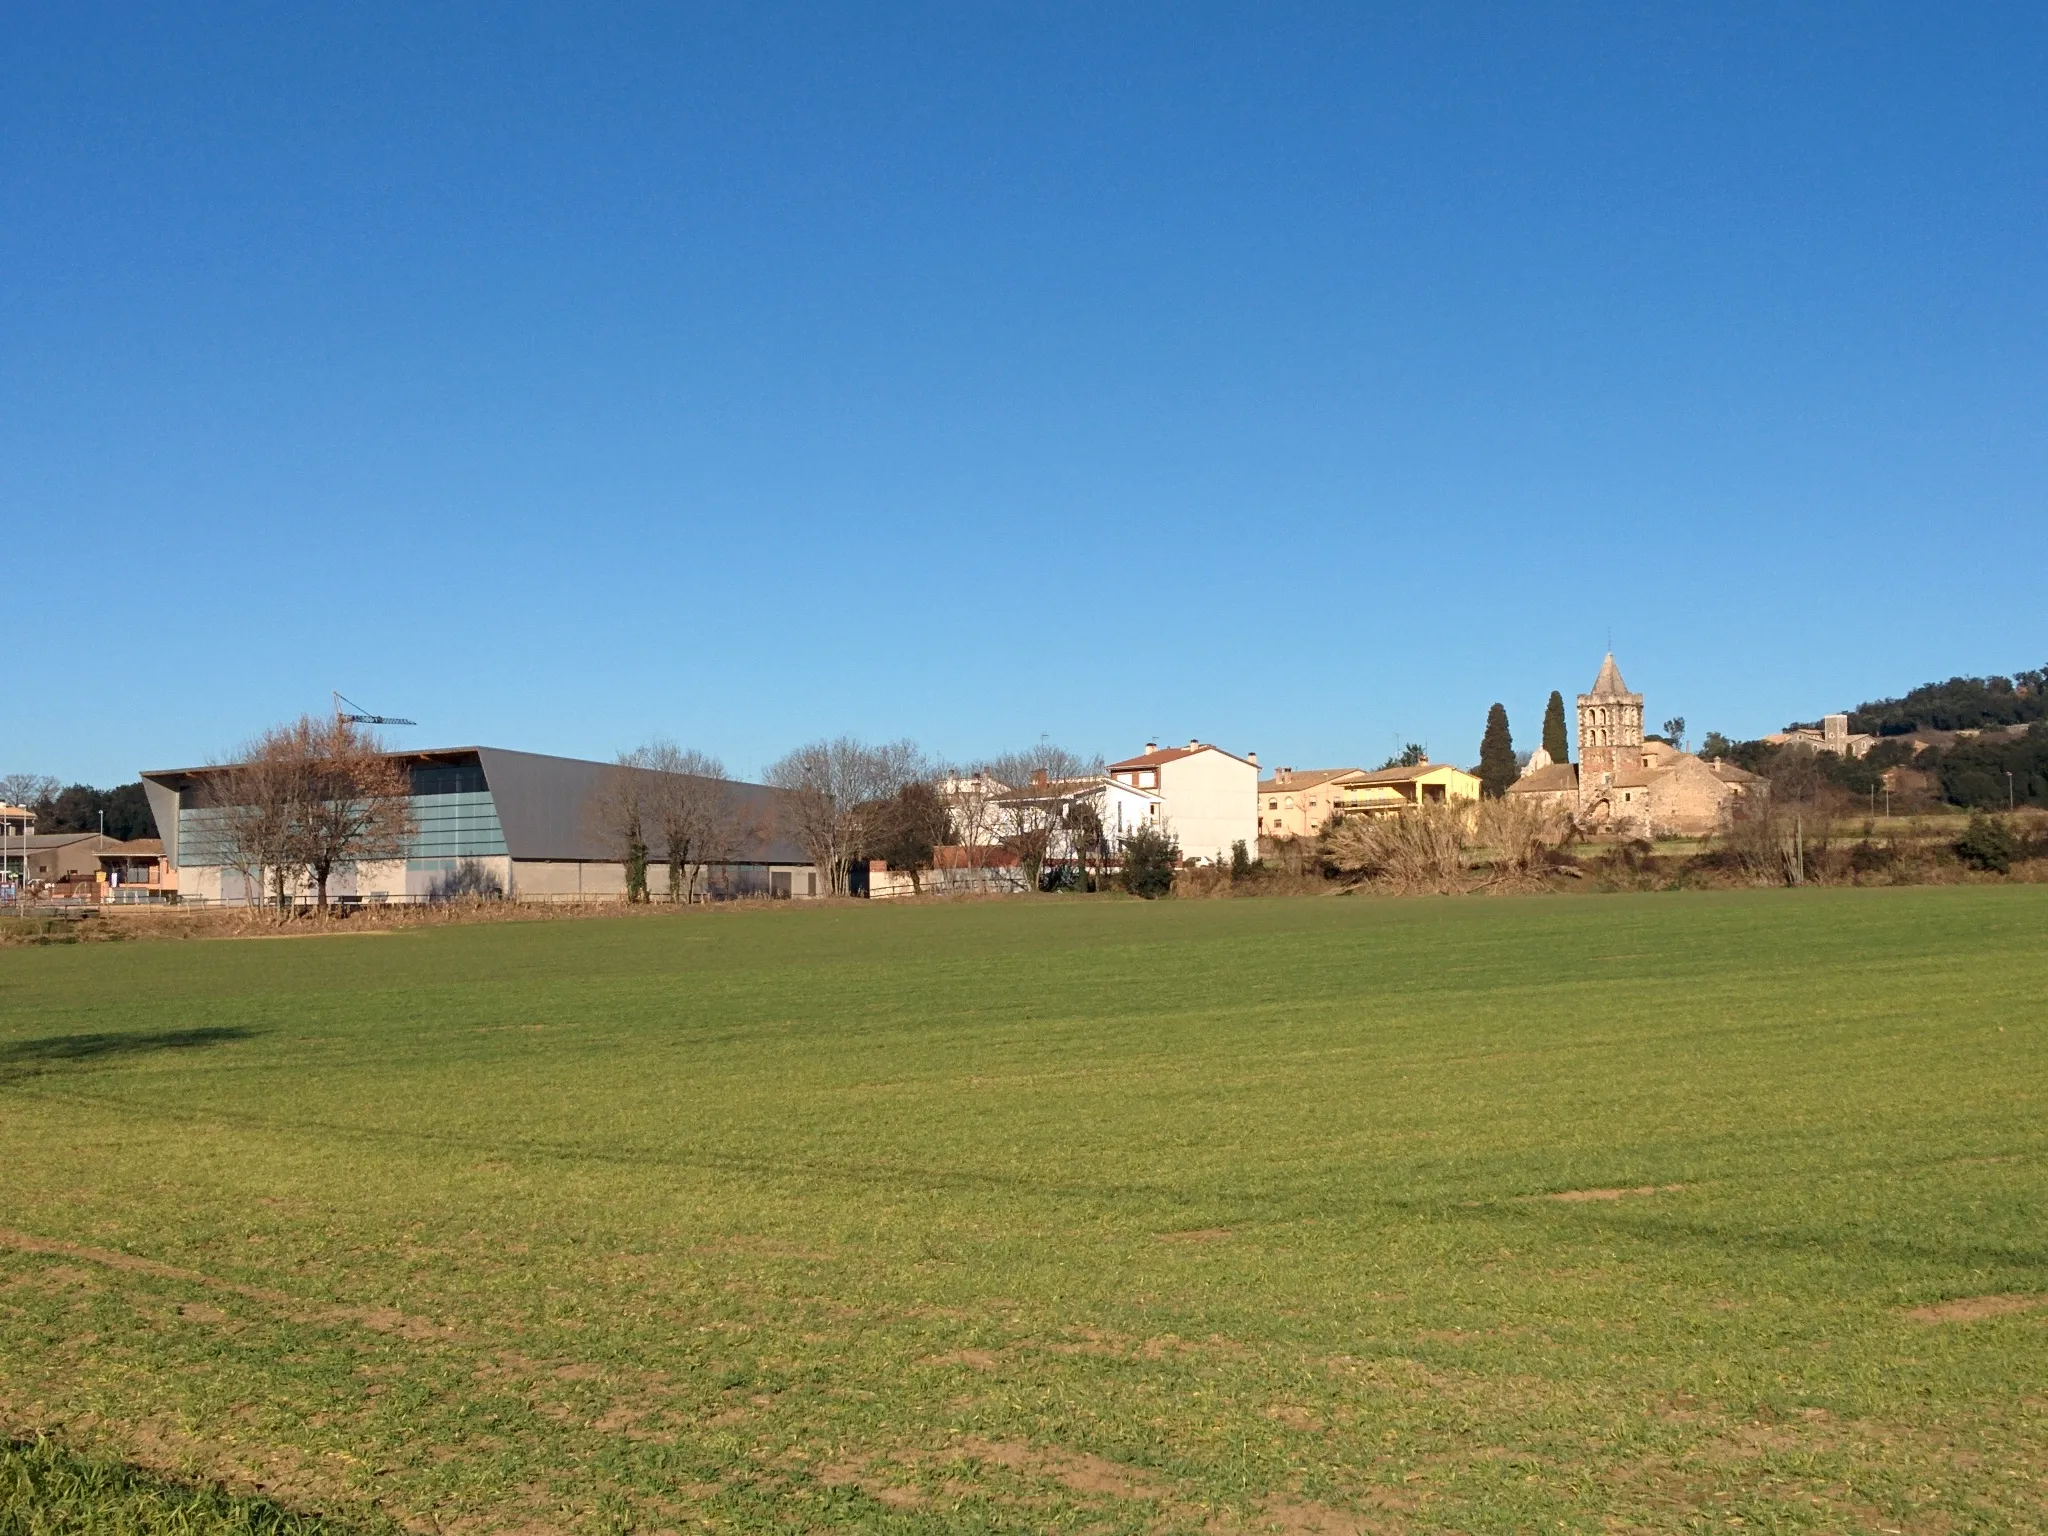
332, 691, 417, 727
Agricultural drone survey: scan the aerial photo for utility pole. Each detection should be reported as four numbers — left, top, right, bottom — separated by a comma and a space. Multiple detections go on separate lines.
2009, 771, 2016, 813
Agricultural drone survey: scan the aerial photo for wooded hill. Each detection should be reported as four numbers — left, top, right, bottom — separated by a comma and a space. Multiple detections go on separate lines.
1836, 667, 2048, 736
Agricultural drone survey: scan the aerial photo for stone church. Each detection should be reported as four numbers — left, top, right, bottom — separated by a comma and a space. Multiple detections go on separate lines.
1508, 653, 1760, 837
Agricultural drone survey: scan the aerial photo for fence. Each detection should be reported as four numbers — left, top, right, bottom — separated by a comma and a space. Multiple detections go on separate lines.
865, 865, 1032, 900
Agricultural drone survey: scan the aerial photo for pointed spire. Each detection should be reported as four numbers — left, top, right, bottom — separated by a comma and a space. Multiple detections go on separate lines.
1591, 652, 1629, 697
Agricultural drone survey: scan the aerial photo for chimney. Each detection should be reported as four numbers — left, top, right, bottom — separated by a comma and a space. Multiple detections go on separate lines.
1144, 742, 1157, 755
1247, 750, 1258, 767
1030, 768, 1048, 787
1187, 738, 1199, 750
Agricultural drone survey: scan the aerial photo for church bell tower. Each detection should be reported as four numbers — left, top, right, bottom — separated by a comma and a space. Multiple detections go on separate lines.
1576, 653, 1644, 784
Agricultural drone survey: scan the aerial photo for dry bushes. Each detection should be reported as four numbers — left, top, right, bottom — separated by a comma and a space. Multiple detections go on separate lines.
1472, 797, 1569, 886
1319, 798, 1569, 894
1320, 801, 1470, 892
1320, 804, 1447, 891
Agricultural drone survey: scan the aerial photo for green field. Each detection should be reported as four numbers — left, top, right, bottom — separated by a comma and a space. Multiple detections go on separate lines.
2, 889, 2044, 1533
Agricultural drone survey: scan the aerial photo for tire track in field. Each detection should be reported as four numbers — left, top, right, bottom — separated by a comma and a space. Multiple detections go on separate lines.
0, 1226, 462, 1342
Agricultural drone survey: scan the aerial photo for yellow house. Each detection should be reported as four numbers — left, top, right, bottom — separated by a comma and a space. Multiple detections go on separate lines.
1256, 768, 1357, 840
1326, 759, 1481, 818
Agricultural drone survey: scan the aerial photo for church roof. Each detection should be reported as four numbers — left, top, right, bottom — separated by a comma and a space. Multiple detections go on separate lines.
1507, 762, 1578, 795
1589, 652, 1633, 698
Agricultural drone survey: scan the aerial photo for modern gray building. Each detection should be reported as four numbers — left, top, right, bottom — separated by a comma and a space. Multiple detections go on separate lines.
140, 747, 821, 904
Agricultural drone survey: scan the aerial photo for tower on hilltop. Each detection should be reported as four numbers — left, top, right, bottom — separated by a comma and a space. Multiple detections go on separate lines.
1576, 653, 1644, 784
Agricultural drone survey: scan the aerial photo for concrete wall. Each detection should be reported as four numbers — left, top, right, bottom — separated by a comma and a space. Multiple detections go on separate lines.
510, 859, 627, 898
1155, 748, 1258, 863
511, 860, 822, 900
166, 856, 823, 904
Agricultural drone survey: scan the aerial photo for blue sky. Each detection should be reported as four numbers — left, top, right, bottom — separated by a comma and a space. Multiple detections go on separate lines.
8, 3, 2045, 785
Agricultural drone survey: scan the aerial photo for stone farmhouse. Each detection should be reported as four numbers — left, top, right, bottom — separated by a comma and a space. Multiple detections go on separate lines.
1508, 653, 1760, 838
1763, 714, 1878, 759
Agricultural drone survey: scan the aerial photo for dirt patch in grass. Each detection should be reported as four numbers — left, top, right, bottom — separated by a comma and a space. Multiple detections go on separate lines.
1265, 1404, 1324, 1432
1533, 1184, 1687, 1202
956, 1436, 1174, 1501
923, 1348, 1002, 1370
942, 1436, 1400, 1533
1904, 1294, 2045, 1324
1251, 1491, 1404, 1534
815, 1456, 929, 1509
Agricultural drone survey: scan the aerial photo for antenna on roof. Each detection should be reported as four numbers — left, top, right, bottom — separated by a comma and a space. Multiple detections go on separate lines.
333, 691, 417, 727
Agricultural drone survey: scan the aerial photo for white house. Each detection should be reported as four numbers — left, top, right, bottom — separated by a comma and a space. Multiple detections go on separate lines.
1106, 741, 1259, 864
995, 772, 1164, 855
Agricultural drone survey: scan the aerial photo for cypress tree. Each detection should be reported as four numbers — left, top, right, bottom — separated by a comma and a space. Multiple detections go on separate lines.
1479, 703, 1517, 799
1542, 690, 1570, 764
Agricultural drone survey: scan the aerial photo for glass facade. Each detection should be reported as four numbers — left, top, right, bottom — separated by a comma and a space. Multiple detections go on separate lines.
172, 803, 238, 868
174, 759, 507, 868
405, 763, 507, 866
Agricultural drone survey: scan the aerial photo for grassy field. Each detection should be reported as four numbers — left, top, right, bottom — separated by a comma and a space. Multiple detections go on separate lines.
0, 888, 2044, 1534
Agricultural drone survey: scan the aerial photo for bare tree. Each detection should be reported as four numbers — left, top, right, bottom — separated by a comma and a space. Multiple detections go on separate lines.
858, 781, 953, 893
292, 717, 416, 911
1711, 749, 1842, 887
0, 773, 59, 810
203, 716, 414, 913
590, 747, 654, 901
985, 744, 1099, 794
939, 768, 1009, 868
207, 725, 308, 912
643, 739, 741, 903
998, 784, 1065, 890
765, 737, 926, 896
1721, 793, 1802, 885
985, 745, 1103, 891
1064, 796, 1108, 889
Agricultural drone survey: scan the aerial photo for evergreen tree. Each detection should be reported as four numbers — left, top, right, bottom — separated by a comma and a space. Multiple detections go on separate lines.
1541, 690, 1570, 764
1119, 823, 1179, 899
1479, 703, 1517, 799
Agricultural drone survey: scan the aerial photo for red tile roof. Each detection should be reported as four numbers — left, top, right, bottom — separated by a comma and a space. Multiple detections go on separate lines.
1108, 746, 1198, 771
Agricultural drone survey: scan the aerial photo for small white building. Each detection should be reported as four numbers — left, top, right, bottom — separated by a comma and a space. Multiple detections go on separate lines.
1107, 740, 1259, 864
994, 772, 1165, 855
